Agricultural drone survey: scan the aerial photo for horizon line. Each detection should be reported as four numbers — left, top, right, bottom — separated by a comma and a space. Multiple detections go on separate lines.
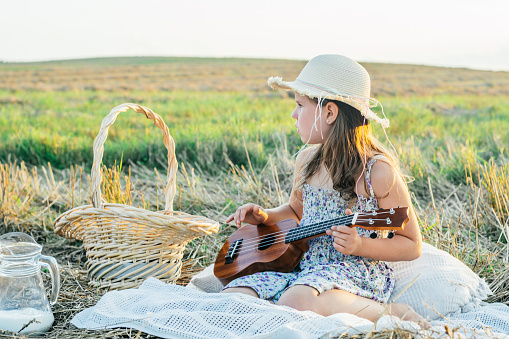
1, 55, 508, 73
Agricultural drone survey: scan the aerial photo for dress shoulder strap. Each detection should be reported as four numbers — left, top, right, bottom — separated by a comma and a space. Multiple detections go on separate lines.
365, 155, 388, 199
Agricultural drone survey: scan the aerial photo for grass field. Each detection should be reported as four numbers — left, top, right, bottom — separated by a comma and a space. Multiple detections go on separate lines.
1, 57, 508, 173
0, 57, 508, 338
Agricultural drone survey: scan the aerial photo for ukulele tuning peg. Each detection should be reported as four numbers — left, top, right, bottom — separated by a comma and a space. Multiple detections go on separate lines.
386, 218, 392, 224
388, 231, 394, 239
389, 208, 395, 214
398, 206, 402, 208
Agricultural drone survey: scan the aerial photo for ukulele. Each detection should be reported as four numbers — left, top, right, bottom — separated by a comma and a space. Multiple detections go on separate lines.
214, 207, 409, 285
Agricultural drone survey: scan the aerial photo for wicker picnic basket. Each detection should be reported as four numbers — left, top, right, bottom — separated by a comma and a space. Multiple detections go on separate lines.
54, 103, 219, 290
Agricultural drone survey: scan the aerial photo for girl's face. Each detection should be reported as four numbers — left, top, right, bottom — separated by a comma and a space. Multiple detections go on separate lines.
291, 93, 333, 144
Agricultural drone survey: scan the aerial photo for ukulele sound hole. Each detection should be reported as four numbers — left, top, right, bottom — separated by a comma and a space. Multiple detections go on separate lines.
258, 234, 275, 251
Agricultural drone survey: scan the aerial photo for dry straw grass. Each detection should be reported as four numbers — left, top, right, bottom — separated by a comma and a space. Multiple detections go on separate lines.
0, 141, 508, 338
0, 161, 60, 233
2, 57, 509, 96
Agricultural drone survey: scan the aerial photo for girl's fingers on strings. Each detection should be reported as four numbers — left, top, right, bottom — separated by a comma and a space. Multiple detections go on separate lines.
239, 208, 245, 222
234, 208, 243, 227
325, 227, 340, 236
328, 225, 351, 234
333, 235, 349, 244
239, 204, 253, 222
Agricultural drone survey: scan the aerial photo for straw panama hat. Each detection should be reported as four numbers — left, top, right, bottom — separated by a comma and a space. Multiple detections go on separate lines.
268, 54, 389, 128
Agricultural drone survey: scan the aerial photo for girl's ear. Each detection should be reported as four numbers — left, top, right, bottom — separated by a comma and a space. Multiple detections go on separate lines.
325, 102, 339, 124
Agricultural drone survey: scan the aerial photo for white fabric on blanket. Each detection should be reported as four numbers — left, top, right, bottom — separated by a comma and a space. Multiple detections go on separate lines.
387, 243, 492, 320
71, 278, 509, 339
191, 243, 494, 321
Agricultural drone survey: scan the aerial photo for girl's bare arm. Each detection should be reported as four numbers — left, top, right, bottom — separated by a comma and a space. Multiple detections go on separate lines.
327, 161, 422, 261
354, 160, 422, 261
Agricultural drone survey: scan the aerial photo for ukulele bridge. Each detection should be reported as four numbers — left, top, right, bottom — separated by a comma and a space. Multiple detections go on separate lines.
225, 239, 243, 264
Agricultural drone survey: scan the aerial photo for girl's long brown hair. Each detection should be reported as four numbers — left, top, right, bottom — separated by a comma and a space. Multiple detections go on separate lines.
297, 99, 401, 201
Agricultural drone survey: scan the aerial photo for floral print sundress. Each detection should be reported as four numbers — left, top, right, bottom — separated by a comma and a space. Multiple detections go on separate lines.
223, 155, 395, 304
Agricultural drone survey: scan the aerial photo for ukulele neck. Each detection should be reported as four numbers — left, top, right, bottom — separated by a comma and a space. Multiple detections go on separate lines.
285, 214, 357, 243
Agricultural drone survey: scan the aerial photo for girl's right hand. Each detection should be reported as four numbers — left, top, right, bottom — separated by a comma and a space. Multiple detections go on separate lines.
225, 203, 269, 228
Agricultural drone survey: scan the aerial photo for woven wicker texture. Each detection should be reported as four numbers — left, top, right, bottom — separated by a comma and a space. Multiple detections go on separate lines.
54, 103, 219, 290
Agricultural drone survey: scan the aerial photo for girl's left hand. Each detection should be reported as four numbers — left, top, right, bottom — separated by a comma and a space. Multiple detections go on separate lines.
325, 209, 362, 256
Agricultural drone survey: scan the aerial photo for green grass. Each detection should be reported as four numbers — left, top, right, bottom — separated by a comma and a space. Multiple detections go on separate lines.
0, 90, 294, 168
1, 89, 507, 189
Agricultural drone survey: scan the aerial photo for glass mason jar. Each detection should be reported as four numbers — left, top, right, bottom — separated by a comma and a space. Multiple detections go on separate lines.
0, 232, 60, 334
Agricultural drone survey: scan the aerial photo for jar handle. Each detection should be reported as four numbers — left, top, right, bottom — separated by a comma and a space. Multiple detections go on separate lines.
40, 255, 61, 306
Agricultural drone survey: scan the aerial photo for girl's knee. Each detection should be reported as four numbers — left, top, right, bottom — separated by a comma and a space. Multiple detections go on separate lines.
278, 286, 321, 314
278, 295, 319, 313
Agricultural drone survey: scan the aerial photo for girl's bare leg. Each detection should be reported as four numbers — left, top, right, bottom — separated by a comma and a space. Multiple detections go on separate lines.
389, 303, 430, 324
277, 285, 430, 328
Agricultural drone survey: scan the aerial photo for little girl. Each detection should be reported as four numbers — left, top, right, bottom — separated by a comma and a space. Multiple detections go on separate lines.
223, 55, 428, 326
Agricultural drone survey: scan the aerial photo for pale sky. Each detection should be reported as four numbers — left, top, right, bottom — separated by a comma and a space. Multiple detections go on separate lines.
2, 0, 509, 71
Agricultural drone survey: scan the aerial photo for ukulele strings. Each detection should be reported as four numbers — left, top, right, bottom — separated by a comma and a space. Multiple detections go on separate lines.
230, 211, 398, 254
235, 216, 399, 254
233, 215, 353, 251
233, 210, 397, 251
234, 219, 399, 255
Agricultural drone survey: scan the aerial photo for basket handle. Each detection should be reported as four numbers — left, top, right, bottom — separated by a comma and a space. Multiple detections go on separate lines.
91, 103, 177, 211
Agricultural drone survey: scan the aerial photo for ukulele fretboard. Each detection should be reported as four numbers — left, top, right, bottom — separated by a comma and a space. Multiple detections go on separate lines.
285, 214, 357, 243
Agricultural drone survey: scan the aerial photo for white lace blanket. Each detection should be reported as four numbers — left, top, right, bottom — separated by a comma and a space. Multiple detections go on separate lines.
71, 278, 509, 339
